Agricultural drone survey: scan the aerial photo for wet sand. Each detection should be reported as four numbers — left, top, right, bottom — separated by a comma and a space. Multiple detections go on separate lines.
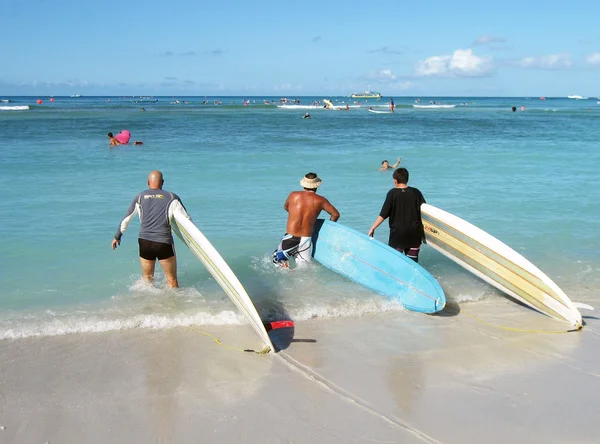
1, 303, 598, 443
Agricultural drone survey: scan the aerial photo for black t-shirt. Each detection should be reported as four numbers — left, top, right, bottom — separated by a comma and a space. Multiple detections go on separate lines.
379, 186, 426, 249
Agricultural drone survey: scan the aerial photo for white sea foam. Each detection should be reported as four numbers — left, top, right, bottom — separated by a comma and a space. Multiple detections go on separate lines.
0, 296, 405, 339
1, 310, 244, 340
0, 105, 29, 111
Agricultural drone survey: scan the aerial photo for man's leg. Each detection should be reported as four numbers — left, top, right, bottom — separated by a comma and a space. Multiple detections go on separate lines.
405, 246, 421, 263
140, 257, 156, 283
159, 256, 179, 288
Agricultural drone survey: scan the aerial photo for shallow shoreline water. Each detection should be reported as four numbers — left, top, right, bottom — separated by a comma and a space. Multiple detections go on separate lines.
1, 95, 599, 442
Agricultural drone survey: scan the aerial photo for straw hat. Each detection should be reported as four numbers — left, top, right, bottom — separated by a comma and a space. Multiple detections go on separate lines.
300, 173, 322, 189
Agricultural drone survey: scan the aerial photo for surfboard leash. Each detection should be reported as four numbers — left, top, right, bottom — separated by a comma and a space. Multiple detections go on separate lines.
188, 326, 270, 353
462, 311, 578, 334
188, 321, 295, 354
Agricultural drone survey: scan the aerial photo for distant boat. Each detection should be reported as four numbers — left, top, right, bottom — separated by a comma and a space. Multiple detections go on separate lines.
351, 91, 382, 99
70, 94, 81, 98
567, 95, 586, 100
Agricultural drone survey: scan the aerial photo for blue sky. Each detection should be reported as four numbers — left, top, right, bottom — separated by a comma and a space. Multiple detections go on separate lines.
2, 0, 599, 96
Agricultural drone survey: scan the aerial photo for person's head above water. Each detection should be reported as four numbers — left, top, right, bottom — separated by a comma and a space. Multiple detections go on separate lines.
147, 170, 164, 189
381, 160, 389, 168
300, 172, 322, 190
108, 132, 114, 137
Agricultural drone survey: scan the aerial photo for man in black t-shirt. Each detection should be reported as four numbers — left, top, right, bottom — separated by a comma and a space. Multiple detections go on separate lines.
368, 168, 426, 262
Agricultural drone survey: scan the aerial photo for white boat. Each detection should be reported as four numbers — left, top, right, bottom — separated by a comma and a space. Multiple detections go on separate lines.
351, 90, 382, 99
70, 94, 81, 98
567, 95, 586, 100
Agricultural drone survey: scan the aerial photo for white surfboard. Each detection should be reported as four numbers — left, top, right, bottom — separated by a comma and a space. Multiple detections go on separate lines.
368, 109, 393, 114
171, 210, 274, 352
421, 204, 583, 329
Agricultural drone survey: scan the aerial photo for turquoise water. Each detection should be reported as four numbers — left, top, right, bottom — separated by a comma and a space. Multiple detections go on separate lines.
1, 95, 599, 338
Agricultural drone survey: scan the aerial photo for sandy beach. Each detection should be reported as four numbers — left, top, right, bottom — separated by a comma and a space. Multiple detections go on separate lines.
1, 301, 598, 444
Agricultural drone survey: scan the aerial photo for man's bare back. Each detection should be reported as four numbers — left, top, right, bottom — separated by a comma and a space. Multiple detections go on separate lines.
284, 190, 340, 237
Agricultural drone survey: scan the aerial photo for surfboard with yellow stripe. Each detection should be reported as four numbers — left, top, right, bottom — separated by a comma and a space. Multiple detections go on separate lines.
171, 209, 274, 352
421, 203, 582, 329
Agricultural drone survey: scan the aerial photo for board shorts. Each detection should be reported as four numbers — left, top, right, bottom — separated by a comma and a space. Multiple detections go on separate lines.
272, 233, 313, 266
138, 238, 175, 261
395, 246, 420, 263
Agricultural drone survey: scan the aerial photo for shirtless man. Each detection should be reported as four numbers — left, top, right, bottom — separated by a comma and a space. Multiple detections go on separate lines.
111, 170, 189, 287
379, 157, 401, 171
273, 172, 340, 267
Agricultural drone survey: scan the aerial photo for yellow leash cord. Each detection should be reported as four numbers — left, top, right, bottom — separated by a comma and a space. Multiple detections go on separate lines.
188, 326, 271, 354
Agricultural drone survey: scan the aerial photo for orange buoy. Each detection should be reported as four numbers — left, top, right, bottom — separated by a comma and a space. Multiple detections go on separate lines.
37, 99, 43, 104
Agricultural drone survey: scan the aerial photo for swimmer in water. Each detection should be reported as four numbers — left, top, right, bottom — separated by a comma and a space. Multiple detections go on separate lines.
108, 132, 121, 146
303, 113, 311, 119
379, 158, 402, 171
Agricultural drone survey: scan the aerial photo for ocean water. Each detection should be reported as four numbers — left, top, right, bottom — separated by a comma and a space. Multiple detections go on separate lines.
1, 95, 599, 339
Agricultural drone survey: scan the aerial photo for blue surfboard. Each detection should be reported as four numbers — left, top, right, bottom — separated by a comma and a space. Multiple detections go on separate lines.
312, 219, 445, 313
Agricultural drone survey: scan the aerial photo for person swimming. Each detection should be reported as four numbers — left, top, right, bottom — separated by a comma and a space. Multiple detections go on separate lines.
379, 158, 401, 171
303, 113, 311, 119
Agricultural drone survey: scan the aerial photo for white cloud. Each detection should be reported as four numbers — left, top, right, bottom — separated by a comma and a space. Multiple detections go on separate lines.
473, 35, 506, 45
585, 53, 600, 65
415, 49, 494, 77
361, 69, 397, 81
390, 81, 414, 90
517, 53, 572, 69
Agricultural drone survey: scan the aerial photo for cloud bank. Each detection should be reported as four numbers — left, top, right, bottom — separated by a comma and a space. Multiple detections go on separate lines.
473, 35, 506, 45
415, 49, 494, 77
585, 53, 600, 65
516, 53, 572, 69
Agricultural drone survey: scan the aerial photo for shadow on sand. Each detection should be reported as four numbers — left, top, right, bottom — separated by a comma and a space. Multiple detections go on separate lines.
255, 298, 317, 353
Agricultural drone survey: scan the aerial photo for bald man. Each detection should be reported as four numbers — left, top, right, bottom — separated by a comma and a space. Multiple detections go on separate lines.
112, 170, 189, 287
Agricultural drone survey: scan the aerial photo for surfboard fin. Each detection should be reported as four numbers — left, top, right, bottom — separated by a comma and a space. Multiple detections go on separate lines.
264, 320, 295, 332
573, 302, 594, 311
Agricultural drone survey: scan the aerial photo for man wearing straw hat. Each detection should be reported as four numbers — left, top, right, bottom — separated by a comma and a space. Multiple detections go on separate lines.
273, 172, 340, 268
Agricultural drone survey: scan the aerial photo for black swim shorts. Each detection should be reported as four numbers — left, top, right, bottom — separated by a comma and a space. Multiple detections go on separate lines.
138, 238, 175, 261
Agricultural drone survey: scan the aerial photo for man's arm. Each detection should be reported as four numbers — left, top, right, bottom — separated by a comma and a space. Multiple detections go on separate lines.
322, 199, 340, 222
368, 192, 391, 236
283, 195, 290, 213
391, 157, 401, 168
368, 216, 385, 237
112, 195, 140, 249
